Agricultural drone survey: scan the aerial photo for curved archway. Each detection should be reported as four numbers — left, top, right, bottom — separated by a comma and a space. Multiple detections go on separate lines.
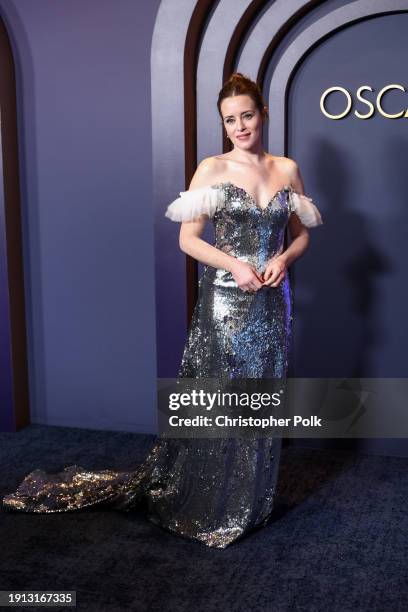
152, 0, 406, 383
0, 15, 28, 431
266, 0, 408, 152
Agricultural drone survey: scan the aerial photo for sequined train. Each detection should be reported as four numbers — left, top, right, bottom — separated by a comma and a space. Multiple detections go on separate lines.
2, 181, 322, 549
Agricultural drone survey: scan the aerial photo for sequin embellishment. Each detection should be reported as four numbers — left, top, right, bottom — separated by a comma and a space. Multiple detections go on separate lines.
2, 182, 322, 548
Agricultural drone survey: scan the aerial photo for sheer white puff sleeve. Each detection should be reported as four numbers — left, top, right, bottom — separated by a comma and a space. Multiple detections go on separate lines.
165, 185, 226, 222
288, 190, 323, 228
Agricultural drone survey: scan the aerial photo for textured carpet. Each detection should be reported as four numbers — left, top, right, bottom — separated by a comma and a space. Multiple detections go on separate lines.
0, 425, 407, 612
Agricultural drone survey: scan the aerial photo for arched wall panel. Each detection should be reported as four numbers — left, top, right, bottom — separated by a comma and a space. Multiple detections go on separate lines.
283, 12, 408, 376
0, 14, 28, 432
152, 0, 408, 456
151, 0, 200, 377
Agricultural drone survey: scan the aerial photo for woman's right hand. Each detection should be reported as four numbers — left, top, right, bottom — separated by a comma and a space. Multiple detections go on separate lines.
229, 260, 264, 293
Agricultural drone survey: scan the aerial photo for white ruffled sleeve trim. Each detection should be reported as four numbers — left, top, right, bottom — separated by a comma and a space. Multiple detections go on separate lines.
165, 185, 225, 222
289, 190, 323, 228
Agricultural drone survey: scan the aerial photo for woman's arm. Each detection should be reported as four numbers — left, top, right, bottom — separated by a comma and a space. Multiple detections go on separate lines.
178, 158, 264, 292
178, 158, 238, 272
263, 160, 310, 287
279, 160, 310, 268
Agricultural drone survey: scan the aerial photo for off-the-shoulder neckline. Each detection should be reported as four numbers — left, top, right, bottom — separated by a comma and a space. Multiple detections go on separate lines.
211, 181, 292, 212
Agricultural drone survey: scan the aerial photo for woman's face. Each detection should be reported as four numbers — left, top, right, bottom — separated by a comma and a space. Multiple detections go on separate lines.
220, 94, 265, 150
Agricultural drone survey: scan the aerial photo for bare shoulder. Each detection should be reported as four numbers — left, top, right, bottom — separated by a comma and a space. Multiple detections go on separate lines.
272, 155, 302, 188
279, 157, 304, 193
272, 155, 299, 174
188, 156, 227, 190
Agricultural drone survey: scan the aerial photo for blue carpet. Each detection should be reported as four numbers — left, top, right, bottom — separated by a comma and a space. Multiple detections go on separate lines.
0, 425, 406, 612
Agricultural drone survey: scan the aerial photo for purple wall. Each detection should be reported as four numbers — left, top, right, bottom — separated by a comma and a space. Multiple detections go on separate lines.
2, 0, 407, 455
0, 0, 161, 433
288, 12, 408, 378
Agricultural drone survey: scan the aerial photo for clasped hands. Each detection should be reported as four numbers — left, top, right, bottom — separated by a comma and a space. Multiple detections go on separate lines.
230, 256, 287, 293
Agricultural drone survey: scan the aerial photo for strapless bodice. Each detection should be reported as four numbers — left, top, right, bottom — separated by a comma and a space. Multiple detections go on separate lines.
210, 181, 291, 277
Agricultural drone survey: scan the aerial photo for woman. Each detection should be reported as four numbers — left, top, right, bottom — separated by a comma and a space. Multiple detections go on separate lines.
2, 73, 322, 549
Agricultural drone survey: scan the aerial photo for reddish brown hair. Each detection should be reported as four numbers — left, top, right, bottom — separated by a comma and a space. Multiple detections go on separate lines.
217, 72, 268, 121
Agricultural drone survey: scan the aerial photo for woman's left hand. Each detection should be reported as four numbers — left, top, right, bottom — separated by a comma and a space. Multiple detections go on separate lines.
262, 256, 287, 287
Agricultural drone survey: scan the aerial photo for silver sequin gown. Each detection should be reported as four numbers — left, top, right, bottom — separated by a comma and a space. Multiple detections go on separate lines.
2, 181, 322, 549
